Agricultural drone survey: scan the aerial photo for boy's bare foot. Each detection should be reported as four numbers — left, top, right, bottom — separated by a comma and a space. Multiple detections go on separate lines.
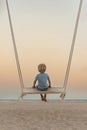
41, 97, 44, 101
43, 98, 47, 102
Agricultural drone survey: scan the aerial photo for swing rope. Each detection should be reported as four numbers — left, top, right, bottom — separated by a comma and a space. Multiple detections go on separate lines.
61, 0, 83, 98
6, 0, 24, 93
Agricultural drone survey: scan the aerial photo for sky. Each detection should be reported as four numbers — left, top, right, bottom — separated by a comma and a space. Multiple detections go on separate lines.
0, 0, 87, 99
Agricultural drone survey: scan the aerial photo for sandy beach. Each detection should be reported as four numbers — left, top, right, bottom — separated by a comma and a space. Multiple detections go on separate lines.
0, 101, 87, 130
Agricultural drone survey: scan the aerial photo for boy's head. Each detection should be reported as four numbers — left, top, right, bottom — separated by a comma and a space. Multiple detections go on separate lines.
38, 63, 46, 73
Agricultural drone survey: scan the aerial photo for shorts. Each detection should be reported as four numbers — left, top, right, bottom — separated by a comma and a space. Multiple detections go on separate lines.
36, 86, 48, 91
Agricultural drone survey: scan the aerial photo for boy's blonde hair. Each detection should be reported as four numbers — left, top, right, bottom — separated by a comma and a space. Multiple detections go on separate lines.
38, 63, 46, 73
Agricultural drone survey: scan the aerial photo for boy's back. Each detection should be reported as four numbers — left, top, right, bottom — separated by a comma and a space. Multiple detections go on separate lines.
35, 73, 49, 90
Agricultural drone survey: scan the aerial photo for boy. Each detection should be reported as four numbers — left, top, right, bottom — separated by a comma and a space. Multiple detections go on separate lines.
32, 63, 51, 101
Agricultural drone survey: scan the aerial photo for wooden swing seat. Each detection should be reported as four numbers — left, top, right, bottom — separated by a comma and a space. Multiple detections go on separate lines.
20, 87, 64, 98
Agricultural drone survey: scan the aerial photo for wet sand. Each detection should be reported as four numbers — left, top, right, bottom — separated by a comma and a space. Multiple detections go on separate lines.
0, 101, 87, 130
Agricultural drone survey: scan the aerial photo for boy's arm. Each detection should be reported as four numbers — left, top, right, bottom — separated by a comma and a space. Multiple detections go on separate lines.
32, 79, 37, 88
48, 79, 51, 88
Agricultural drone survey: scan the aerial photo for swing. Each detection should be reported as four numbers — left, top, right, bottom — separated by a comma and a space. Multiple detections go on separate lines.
6, 0, 83, 100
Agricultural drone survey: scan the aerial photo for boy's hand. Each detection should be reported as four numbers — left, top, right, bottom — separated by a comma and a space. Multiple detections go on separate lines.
32, 86, 35, 88
48, 85, 51, 88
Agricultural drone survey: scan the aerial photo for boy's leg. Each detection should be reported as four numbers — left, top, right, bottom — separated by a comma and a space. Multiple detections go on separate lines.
40, 94, 44, 101
43, 94, 47, 101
